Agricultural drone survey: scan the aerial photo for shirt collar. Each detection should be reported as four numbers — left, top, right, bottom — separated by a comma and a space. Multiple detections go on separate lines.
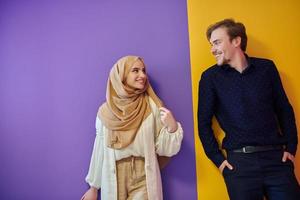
220, 53, 254, 72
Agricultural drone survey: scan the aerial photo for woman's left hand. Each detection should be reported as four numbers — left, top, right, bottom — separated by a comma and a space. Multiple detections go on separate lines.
159, 107, 178, 133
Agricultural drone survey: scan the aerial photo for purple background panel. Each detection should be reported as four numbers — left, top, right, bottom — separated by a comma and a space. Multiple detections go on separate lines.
0, 1, 196, 199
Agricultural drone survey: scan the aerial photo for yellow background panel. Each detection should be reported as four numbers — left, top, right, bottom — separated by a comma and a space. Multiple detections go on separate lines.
187, 0, 300, 199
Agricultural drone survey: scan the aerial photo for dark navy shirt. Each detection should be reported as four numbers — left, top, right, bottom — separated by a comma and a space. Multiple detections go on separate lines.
197, 56, 298, 167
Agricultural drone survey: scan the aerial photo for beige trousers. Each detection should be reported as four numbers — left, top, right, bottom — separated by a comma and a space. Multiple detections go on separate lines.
116, 156, 148, 200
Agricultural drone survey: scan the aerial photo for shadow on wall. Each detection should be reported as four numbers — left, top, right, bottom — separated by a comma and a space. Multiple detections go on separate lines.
148, 74, 197, 199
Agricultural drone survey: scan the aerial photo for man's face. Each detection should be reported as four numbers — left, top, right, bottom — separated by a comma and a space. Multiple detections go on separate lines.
209, 27, 236, 66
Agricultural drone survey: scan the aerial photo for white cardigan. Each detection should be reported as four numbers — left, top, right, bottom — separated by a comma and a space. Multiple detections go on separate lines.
85, 99, 183, 200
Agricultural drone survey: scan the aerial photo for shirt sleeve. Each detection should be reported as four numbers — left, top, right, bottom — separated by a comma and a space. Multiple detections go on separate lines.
269, 61, 298, 155
152, 100, 183, 157
197, 72, 225, 167
85, 117, 105, 189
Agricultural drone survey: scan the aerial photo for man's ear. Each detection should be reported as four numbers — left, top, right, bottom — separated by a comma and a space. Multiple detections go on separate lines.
232, 36, 241, 48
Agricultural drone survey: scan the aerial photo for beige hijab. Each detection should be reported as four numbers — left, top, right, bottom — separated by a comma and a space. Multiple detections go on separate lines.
98, 55, 163, 149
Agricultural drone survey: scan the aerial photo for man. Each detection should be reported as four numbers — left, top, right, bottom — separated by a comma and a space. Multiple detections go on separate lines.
198, 18, 300, 200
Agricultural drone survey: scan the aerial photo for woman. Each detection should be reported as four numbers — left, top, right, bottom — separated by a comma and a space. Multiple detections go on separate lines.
81, 55, 183, 200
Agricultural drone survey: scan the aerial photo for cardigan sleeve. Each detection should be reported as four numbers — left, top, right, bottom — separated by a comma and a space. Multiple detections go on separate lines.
150, 99, 183, 157
85, 117, 105, 189
155, 122, 183, 157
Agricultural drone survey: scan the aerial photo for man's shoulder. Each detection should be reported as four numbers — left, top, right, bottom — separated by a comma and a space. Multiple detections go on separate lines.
202, 64, 219, 77
249, 56, 275, 66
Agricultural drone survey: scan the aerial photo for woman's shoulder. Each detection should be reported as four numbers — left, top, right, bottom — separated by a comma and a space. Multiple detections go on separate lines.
149, 97, 158, 108
95, 103, 106, 130
148, 97, 160, 116
95, 115, 103, 130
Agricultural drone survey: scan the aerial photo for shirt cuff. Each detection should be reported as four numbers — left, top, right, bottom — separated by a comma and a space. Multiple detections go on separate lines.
286, 143, 297, 156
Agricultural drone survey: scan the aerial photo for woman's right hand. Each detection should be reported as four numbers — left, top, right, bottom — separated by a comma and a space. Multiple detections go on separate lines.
80, 187, 98, 200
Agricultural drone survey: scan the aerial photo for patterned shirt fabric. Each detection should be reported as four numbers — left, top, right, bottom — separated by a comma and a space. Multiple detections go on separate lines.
197, 56, 298, 167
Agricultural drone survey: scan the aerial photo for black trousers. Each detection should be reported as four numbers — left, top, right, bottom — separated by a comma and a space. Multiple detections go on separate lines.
223, 150, 300, 200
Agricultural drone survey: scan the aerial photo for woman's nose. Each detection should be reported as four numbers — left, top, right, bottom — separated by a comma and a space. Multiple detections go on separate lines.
139, 71, 146, 78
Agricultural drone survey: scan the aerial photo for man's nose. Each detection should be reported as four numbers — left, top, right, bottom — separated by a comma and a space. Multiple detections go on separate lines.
211, 45, 216, 54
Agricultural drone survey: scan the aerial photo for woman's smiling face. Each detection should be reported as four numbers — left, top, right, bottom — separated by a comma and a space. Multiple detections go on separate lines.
125, 59, 147, 90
